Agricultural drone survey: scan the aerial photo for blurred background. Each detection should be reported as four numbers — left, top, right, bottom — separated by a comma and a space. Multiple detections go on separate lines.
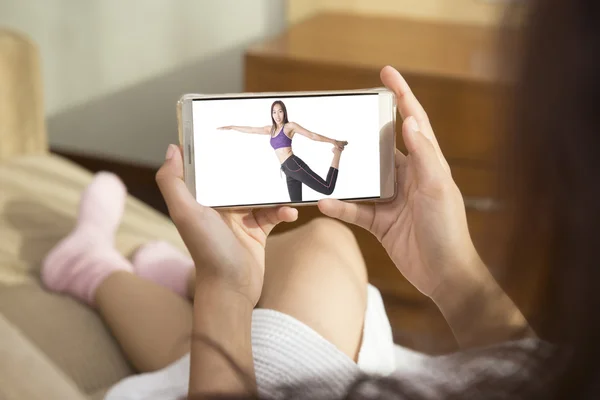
0, 0, 503, 167
1, 0, 515, 355
0, 0, 286, 165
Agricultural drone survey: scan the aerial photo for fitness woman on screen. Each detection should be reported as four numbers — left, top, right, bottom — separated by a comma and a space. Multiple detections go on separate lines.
218, 100, 348, 202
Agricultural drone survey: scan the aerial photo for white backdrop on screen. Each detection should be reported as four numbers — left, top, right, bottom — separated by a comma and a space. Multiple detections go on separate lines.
192, 94, 381, 207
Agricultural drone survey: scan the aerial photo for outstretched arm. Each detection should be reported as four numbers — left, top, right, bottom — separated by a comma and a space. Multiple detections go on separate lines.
289, 122, 337, 144
218, 125, 270, 135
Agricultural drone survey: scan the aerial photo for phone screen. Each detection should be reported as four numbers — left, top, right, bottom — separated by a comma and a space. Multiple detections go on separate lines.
191, 93, 385, 208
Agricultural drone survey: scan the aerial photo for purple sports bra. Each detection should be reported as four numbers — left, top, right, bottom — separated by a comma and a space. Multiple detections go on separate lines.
270, 127, 292, 150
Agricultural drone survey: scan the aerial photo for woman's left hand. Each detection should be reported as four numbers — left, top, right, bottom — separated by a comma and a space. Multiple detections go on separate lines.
334, 140, 348, 149
156, 145, 298, 307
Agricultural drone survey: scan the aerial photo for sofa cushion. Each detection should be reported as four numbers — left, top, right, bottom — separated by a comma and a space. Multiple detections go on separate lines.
0, 312, 89, 400
89, 388, 110, 400
0, 153, 189, 394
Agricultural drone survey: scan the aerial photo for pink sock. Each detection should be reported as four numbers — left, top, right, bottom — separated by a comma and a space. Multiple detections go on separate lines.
131, 241, 194, 297
41, 172, 132, 306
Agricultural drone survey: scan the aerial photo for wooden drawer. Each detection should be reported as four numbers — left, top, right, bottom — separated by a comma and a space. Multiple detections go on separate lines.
245, 56, 500, 167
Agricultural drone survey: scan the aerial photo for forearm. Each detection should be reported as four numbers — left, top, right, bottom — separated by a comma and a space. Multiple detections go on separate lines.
310, 132, 335, 143
432, 259, 535, 349
231, 126, 257, 134
188, 280, 255, 398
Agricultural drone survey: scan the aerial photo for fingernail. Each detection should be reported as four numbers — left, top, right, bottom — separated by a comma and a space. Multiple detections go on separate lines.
408, 117, 419, 134
165, 144, 176, 160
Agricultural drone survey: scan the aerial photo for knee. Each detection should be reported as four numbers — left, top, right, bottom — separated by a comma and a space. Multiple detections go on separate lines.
304, 218, 360, 253
303, 217, 368, 283
266, 217, 368, 294
306, 217, 351, 236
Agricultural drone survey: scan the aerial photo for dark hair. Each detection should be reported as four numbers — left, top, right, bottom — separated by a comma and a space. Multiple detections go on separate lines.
187, 0, 600, 398
270, 100, 289, 135
500, 0, 600, 397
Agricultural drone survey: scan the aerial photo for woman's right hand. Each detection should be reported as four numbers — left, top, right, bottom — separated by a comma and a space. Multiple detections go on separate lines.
319, 66, 483, 302
217, 126, 233, 130
335, 140, 348, 150
322, 67, 535, 349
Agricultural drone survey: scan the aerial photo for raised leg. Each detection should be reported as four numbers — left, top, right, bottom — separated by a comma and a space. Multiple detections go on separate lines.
285, 155, 339, 196
185, 217, 368, 360
91, 219, 367, 374
41, 172, 194, 373
44, 172, 365, 375
97, 217, 367, 373
331, 146, 343, 169
259, 217, 367, 360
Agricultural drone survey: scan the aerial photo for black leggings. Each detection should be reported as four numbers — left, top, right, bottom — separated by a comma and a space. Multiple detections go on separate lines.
281, 155, 338, 202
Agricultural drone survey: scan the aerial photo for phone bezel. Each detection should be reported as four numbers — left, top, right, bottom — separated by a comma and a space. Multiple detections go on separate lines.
178, 88, 397, 210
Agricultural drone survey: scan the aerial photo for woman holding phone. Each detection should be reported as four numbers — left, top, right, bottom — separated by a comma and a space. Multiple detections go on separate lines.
218, 100, 348, 202
40, 0, 600, 397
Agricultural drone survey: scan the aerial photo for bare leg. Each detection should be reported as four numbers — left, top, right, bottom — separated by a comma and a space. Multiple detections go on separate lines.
259, 217, 367, 360
97, 218, 366, 373
40, 172, 194, 373
331, 146, 343, 169
94, 271, 193, 373
46, 172, 366, 375
42, 230, 194, 371
188, 218, 367, 360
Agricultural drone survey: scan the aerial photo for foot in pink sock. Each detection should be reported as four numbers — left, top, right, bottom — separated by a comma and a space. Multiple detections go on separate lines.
41, 172, 132, 305
75, 171, 128, 240
132, 241, 194, 297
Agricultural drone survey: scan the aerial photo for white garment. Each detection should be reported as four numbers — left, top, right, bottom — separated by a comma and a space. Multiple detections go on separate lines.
104, 284, 403, 400
104, 283, 544, 399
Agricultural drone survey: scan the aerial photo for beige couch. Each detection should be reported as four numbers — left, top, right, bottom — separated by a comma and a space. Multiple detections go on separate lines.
0, 28, 190, 399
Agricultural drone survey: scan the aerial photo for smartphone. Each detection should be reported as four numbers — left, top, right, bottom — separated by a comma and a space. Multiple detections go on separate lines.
177, 88, 397, 209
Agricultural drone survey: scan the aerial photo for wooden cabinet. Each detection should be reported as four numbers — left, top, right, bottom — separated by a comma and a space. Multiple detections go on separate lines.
244, 13, 508, 353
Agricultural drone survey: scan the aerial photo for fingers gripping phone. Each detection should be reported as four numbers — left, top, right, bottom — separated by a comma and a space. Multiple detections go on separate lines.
177, 88, 397, 209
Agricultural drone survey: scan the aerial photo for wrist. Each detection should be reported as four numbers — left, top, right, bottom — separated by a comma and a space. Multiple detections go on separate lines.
192, 279, 254, 353
430, 253, 489, 316
190, 279, 255, 396
195, 277, 255, 311
430, 251, 533, 348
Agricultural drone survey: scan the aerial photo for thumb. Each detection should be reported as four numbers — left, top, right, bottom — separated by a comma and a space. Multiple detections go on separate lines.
318, 199, 374, 231
156, 144, 202, 224
402, 116, 447, 187
253, 206, 298, 236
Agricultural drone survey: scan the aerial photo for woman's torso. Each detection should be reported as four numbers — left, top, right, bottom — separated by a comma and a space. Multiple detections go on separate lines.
270, 124, 293, 164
